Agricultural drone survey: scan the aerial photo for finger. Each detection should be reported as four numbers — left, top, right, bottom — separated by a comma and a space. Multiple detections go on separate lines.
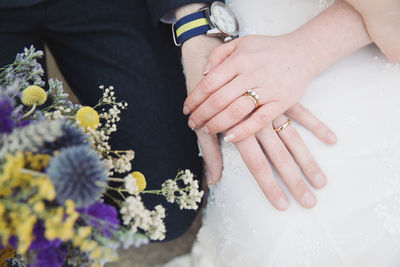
224, 101, 283, 143
195, 130, 223, 185
205, 95, 256, 134
188, 75, 254, 129
235, 136, 289, 211
183, 57, 238, 115
272, 115, 327, 189
204, 39, 239, 75
285, 103, 337, 145
256, 126, 317, 209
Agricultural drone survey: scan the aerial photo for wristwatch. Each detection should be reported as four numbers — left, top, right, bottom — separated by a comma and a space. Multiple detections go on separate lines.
172, 1, 239, 46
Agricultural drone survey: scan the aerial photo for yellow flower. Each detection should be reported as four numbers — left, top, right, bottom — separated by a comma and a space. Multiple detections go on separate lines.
78, 226, 92, 239
33, 201, 45, 213
21, 85, 47, 106
0, 153, 25, 195
25, 152, 52, 171
131, 171, 147, 192
0, 152, 24, 184
65, 199, 75, 215
76, 106, 100, 129
0, 202, 5, 216
31, 176, 56, 201
16, 214, 37, 254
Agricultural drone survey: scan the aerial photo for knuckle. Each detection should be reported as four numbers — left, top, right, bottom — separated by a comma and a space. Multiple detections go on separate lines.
229, 102, 246, 119
275, 147, 292, 165
255, 112, 271, 126
250, 156, 268, 172
239, 124, 253, 138
205, 121, 220, 134
210, 92, 227, 110
199, 77, 214, 94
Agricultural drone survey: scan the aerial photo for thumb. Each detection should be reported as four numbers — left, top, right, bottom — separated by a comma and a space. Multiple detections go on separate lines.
195, 130, 223, 185
204, 39, 238, 75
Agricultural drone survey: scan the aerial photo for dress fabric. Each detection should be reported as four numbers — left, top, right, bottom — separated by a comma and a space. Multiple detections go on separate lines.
164, 0, 400, 266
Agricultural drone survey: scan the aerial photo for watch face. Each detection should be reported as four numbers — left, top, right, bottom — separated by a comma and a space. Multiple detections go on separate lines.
210, 2, 239, 35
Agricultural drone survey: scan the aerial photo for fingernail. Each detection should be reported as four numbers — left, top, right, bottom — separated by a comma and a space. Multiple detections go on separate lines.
183, 106, 190, 115
224, 134, 235, 143
202, 126, 210, 134
203, 63, 211, 75
313, 173, 326, 188
188, 119, 196, 129
303, 192, 316, 208
327, 132, 337, 144
277, 198, 289, 210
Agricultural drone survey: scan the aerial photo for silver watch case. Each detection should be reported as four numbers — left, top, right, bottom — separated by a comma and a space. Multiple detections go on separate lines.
204, 2, 239, 43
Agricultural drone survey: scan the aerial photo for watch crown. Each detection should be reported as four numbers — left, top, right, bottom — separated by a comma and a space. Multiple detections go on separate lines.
224, 36, 233, 42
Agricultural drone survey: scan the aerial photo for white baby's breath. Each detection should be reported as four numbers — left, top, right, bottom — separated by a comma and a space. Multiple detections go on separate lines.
120, 196, 166, 241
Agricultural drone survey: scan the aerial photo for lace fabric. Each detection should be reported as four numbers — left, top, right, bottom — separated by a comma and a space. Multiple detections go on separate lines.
164, 0, 400, 266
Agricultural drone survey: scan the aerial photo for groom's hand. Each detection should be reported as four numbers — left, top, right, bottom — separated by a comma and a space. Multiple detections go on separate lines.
177, 4, 225, 184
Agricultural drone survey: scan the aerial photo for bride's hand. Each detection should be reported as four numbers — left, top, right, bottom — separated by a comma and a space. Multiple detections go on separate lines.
214, 103, 337, 210
182, 34, 317, 143
182, 0, 373, 143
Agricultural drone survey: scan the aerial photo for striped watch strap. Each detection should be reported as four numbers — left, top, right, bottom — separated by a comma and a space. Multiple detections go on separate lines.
173, 10, 211, 46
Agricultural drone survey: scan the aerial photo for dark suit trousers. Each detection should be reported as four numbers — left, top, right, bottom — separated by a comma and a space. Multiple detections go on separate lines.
0, 0, 203, 241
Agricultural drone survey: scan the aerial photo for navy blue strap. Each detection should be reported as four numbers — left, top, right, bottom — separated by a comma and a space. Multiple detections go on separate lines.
174, 10, 211, 45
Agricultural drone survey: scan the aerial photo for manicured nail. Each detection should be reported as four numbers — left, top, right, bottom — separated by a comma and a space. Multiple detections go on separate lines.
327, 132, 337, 144
183, 106, 190, 115
303, 192, 316, 208
188, 119, 196, 129
203, 63, 211, 75
224, 134, 235, 143
202, 126, 210, 134
313, 173, 326, 188
277, 198, 289, 210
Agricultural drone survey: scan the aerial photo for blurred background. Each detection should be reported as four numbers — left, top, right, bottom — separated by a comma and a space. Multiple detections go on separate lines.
45, 46, 201, 267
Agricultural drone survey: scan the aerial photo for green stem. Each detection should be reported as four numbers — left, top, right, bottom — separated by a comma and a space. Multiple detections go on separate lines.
103, 192, 122, 205
117, 190, 126, 200
20, 168, 45, 177
22, 104, 37, 119
108, 177, 125, 182
141, 190, 162, 195
106, 186, 127, 192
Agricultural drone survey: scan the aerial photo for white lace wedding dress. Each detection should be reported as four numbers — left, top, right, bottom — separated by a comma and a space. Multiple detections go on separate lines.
165, 0, 400, 266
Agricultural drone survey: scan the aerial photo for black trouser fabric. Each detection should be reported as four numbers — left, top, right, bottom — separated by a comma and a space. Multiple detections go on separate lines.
0, 0, 203, 241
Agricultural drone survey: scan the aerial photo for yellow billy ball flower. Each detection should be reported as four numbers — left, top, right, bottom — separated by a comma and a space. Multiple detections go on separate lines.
21, 85, 47, 106
76, 106, 100, 129
131, 171, 147, 192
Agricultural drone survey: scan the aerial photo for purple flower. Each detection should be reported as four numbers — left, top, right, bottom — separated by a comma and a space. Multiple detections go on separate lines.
36, 245, 67, 267
0, 97, 16, 133
78, 202, 120, 237
30, 221, 62, 250
29, 221, 66, 267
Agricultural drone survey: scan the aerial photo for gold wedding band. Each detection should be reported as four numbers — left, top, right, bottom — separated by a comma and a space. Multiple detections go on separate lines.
244, 89, 260, 108
274, 119, 291, 133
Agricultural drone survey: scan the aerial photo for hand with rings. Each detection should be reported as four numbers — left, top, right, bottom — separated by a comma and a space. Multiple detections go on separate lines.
212, 104, 337, 210
182, 34, 323, 143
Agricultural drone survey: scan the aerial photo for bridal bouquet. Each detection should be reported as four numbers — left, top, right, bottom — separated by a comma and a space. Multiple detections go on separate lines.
0, 46, 203, 267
